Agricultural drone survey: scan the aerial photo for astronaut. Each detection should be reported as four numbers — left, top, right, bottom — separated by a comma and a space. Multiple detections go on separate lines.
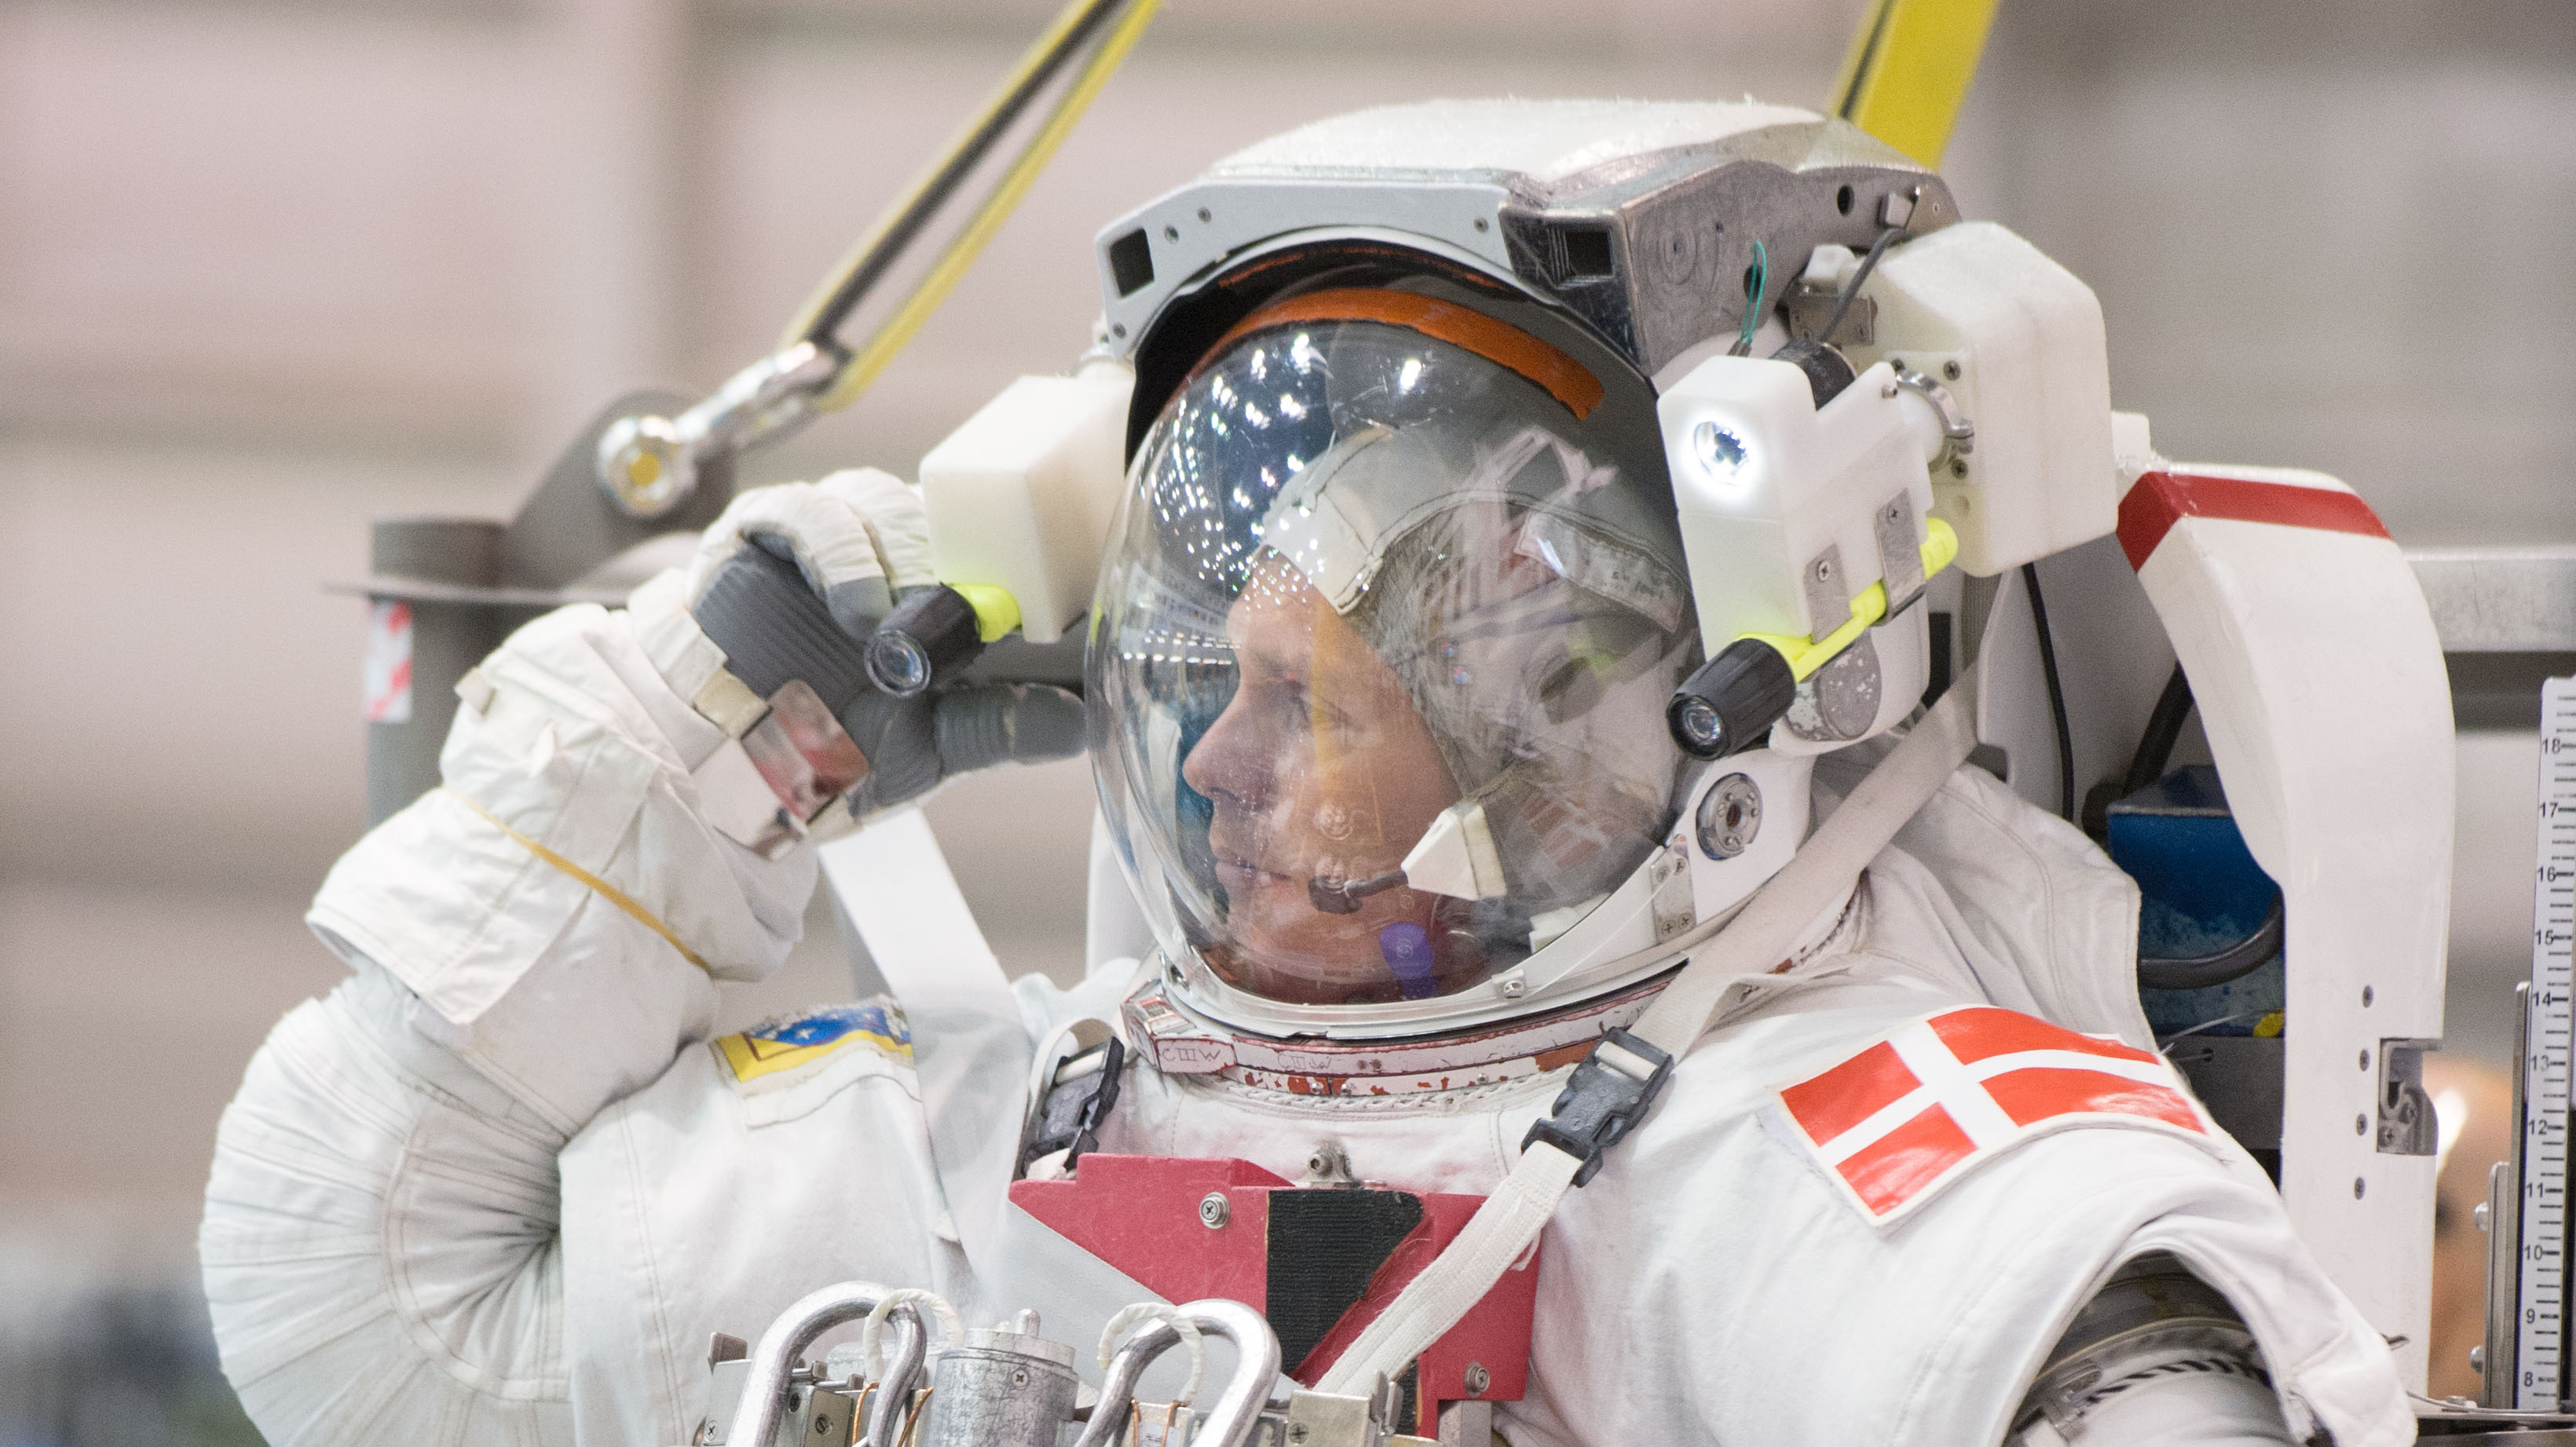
202, 100, 2414, 1447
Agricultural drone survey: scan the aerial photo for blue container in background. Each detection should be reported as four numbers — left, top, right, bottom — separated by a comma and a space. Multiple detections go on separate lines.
2105, 766, 2285, 1040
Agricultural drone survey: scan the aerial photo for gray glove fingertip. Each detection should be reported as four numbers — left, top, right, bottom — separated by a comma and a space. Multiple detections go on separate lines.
1007, 685, 1088, 762
934, 685, 1086, 773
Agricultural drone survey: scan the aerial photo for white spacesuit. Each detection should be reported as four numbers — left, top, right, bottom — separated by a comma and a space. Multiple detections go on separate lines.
203, 100, 2413, 1447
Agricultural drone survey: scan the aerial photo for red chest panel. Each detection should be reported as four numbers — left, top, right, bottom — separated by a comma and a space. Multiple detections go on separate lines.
1011, 1155, 1538, 1431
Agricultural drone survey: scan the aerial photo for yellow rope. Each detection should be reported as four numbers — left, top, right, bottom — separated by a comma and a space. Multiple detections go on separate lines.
442, 787, 713, 974
810, 0, 1162, 414
777, 0, 1112, 349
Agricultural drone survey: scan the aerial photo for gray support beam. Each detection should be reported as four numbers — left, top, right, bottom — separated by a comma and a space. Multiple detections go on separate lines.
2410, 546, 2576, 655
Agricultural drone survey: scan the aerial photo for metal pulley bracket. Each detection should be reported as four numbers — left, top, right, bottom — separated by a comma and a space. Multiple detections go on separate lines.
597, 341, 846, 519
590, 0, 1159, 521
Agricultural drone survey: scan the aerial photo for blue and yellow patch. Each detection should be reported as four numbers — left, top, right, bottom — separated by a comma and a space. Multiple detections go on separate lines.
715, 1001, 912, 1083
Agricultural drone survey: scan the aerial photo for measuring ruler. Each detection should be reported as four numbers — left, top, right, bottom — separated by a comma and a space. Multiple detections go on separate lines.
2518, 676, 2576, 1408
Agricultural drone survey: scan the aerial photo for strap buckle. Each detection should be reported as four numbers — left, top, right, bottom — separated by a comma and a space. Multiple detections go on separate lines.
1520, 1027, 1674, 1186
1016, 1036, 1126, 1177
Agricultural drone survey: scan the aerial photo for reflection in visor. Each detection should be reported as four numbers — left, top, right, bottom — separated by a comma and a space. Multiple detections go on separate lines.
1090, 296, 1701, 1010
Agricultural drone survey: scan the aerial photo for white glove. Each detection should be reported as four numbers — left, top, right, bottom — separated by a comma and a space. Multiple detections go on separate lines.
683, 467, 938, 638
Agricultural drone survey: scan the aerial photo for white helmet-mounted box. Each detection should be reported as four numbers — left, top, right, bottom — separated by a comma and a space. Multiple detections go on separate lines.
918, 360, 1134, 645
1848, 221, 2116, 577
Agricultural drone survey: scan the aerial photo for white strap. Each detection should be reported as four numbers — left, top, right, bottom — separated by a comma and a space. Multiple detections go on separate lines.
1312, 1144, 1582, 1396
818, 809, 1031, 1278
1315, 680, 1981, 1394
819, 808, 1013, 1013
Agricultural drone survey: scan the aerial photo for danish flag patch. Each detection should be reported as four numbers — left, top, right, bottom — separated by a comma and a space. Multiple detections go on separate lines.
1773, 1007, 2209, 1226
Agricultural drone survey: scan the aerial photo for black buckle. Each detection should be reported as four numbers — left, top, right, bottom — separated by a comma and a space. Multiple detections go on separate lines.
1015, 1036, 1125, 1178
1520, 1028, 1674, 1186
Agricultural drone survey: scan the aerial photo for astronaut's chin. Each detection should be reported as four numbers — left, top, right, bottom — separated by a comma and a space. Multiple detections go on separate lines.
1224, 935, 1406, 1008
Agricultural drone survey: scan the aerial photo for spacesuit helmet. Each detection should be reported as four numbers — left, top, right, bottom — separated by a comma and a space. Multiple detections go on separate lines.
1085, 100, 1969, 1040
1088, 279, 1700, 1014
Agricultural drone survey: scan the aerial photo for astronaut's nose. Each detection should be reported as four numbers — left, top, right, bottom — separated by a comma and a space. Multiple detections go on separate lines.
1181, 700, 1265, 810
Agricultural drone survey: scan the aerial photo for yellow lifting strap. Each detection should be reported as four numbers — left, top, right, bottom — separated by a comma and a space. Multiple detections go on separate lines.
792, 0, 1162, 415
1827, 0, 2002, 167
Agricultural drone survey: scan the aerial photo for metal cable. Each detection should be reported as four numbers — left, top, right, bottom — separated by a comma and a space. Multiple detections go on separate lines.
2022, 561, 2075, 820
780, 0, 1133, 352
811, 0, 1162, 414
2122, 663, 2194, 798
1820, 222, 1902, 346
1726, 239, 1769, 356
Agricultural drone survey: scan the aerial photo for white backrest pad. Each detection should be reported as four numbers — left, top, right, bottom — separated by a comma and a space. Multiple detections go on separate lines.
2124, 462, 2452, 1388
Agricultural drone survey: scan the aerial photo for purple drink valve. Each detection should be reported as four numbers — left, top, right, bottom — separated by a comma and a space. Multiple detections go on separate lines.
1379, 922, 1439, 1000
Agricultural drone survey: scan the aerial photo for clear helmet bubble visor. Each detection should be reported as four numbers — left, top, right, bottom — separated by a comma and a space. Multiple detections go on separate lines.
1088, 287, 1704, 1011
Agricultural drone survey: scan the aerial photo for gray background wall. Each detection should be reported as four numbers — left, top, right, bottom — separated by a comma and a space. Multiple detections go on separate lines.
0, 0, 2567, 1436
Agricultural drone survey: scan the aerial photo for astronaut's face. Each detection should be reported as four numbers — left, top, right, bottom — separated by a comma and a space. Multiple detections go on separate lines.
1179, 555, 1462, 1004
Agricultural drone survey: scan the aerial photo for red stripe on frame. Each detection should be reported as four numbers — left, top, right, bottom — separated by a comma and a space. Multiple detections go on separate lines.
2117, 471, 2391, 571
1839, 1105, 1978, 1215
